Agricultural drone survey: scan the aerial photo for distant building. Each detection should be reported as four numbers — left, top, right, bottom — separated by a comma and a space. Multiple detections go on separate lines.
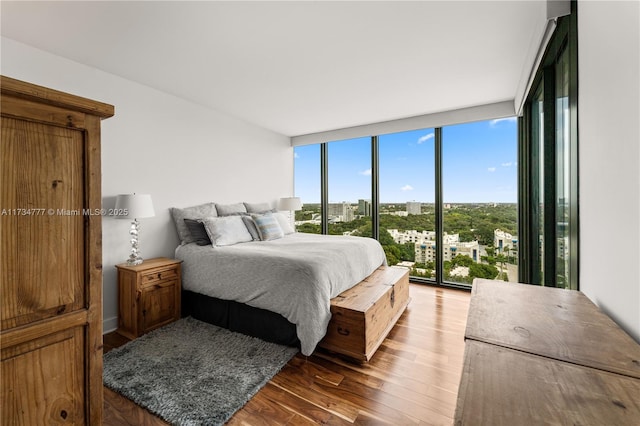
328, 202, 354, 222
388, 229, 480, 264
414, 237, 480, 264
358, 199, 371, 216
494, 229, 518, 253
406, 201, 421, 215
387, 229, 434, 244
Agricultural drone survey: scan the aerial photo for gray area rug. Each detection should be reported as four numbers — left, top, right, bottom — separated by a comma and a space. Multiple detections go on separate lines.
103, 317, 298, 425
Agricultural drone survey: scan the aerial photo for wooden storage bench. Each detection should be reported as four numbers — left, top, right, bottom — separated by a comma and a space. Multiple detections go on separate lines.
319, 266, 410, 361
454, 279, 640, 424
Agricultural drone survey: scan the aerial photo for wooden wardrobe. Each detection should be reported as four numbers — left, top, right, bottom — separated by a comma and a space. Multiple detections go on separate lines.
1, 76, 114, 424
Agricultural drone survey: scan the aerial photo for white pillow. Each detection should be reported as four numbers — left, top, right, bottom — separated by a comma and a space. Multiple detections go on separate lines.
200, 216, 253, 246
273, 212, 295, 234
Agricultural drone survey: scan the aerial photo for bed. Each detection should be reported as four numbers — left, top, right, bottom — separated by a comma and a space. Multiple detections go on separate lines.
171, 202, 387, 356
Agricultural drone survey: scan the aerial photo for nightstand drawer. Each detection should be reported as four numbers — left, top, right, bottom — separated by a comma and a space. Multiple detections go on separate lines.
141, 267, 179, 286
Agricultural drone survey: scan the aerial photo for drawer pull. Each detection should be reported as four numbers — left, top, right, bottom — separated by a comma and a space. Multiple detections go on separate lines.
390, 288, 395, 308
337, 327, 350, 336
157, 273, 162, 279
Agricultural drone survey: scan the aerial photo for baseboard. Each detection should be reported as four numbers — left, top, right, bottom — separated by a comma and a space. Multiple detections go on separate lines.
103, 316, 118, 334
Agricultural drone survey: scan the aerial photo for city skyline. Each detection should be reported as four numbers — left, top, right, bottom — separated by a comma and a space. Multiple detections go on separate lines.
294, 117, 517, 204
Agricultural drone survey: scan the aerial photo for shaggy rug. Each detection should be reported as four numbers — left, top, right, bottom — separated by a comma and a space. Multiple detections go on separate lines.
103, 317, 298, 425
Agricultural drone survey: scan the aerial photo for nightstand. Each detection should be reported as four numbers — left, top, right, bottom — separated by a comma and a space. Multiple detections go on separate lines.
115, 257, 182, 339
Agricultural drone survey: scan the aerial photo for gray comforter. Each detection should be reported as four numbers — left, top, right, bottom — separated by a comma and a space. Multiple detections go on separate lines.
175, 232, 387, 355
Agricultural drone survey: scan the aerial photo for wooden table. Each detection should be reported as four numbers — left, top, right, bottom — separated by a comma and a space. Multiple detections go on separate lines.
455, 280, 640, 425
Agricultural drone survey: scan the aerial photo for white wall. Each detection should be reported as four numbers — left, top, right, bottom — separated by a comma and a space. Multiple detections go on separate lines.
578, 1, 640, 342
1, 37, 293, 332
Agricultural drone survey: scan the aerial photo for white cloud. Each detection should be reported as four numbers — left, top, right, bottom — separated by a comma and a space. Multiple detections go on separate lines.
359, 168, 372, 176
294, 152, 300, 158
501, 162, 513, 167
488, 167, 497, 172
401, 184, 414, 191
490, 117, 517, 127
417, 133, 434, 144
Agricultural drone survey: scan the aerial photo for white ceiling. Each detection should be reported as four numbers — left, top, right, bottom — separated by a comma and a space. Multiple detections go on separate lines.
0, 1, 545, 137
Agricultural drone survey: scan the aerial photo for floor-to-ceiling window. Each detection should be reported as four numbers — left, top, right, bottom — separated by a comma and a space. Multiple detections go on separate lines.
294, 118, 518, 288
555, 42, 572, 288
521, 6, 578, 289
327, 137, 372, 237
530, 85, 545, 285
293, 144, 321, 234
379, 128, 435, 276
442, 119, 518, 285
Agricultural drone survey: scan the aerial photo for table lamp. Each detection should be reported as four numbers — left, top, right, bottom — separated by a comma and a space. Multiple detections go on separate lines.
115, 193, 155, 265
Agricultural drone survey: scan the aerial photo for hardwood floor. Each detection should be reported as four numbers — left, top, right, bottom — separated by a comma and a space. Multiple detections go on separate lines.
103, 284, 470, 425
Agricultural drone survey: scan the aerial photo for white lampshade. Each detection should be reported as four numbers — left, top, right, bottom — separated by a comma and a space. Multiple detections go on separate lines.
278, 197, 302, 211
115, 194, 155, 219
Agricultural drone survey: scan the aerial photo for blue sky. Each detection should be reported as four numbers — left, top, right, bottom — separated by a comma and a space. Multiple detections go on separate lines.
294, 117, 517, 203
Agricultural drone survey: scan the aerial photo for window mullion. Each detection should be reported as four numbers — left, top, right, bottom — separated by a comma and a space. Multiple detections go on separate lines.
542, 65, 557, 287
517, 115, 530, 283
320, 143, 328, 235
435, 127, 444, 285
371, 136, 380, 240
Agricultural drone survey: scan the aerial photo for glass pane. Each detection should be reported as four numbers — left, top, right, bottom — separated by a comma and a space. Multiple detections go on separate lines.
556, 44, 571, 288
442, 119, 518, 286
532, 83, 545, 284
379, 129, 435, 278
294, 144, 321, 233
327, 137, 372, 237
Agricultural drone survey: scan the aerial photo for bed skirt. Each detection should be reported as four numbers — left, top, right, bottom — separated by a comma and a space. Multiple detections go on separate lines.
181, 290, 300, 348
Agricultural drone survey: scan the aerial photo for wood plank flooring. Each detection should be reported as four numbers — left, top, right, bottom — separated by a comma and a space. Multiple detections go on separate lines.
103, 284, 470, 425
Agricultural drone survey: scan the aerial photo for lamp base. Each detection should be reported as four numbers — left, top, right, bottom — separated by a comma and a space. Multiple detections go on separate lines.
126, 256, 143, 266
126, 219, 144, 266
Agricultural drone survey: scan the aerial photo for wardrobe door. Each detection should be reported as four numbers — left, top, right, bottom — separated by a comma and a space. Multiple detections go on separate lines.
1, 76, 113, 425
1, 118, 85, 328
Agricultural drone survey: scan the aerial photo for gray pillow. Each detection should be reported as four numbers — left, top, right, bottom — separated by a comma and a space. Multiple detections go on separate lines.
170, 202, 217, 244
241, 216, 261, 240
201, 216, 253, 246
184, 219, 212, 246
244, 202, 273, 213
215, 202, 247, 216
